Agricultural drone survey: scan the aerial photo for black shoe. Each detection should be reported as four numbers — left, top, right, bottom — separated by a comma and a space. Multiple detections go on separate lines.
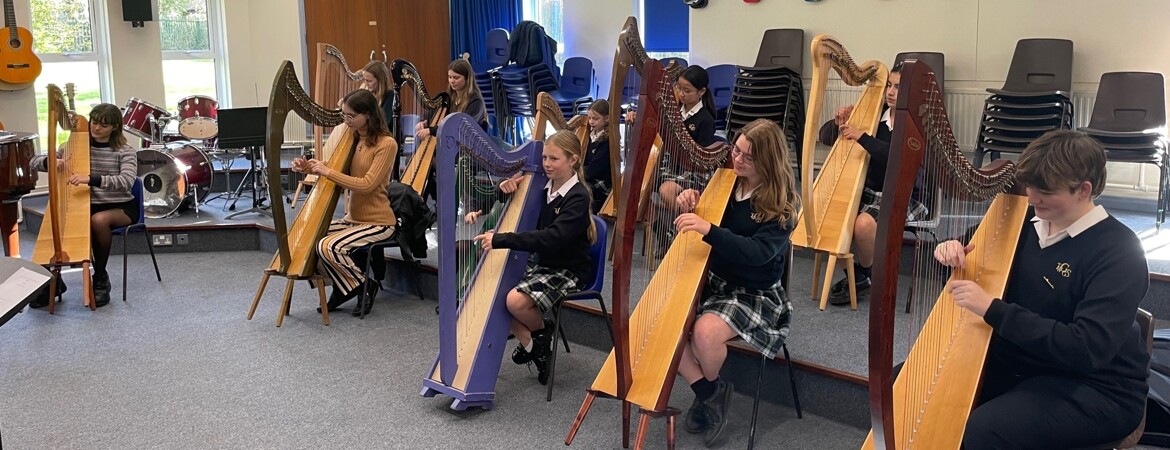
828, 276, 871, 305
511, 343, 531, 365
703, 380, 734, 446
317, 288, 356, 313
94, 290, 111, 308
530, 328, 553, 385
350, 280, 379, 317
684, 397, 710, 434
93, 274, 112, 297
28, 278, 67, 309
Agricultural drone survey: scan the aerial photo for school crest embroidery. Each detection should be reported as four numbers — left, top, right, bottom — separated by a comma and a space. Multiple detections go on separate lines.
1055, 262, 1071, 278
688, 123, 696, 132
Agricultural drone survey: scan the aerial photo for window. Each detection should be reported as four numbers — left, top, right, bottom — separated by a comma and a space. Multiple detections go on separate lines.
641, 0, 689, 61
31, 0, 112, 150
159, 0, 226, 109
522, 0, 564, 67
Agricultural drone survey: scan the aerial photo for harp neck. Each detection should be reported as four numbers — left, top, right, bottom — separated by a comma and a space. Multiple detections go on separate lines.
391, 59, 449, 112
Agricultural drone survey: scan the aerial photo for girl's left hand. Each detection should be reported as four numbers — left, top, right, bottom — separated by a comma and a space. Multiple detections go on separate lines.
474, 231, 494, 251
840, 125, 864, 141
307, 160, 331, 177
68, 173, 88, 186
674, 213, 711, 236
947, 279, 993, 317
417, 127, 431, 139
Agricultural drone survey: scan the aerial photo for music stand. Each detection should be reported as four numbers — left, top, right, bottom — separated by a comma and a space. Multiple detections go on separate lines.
215, 107, 272, 219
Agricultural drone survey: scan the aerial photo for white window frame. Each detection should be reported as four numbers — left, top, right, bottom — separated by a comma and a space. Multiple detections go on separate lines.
159, 0, 229, 107
35, 0, 115, 104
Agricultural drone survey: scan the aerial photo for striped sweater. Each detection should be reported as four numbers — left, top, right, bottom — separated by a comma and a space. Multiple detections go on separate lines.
31, 138, 137, 205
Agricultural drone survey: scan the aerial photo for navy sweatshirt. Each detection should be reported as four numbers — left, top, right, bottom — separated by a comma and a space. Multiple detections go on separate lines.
684, 106, 717, 148
983, 213, 1149, 413
492, 181, 594, 285
701, 189, 793, 290
584, 135, 611, 187
818, 107, 924, 202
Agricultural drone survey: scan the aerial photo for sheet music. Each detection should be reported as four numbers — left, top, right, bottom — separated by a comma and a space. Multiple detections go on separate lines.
0, 267, 50, 313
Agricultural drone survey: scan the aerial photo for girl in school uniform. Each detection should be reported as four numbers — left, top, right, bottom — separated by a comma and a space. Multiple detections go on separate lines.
671, 118, 799, 445
360, 60, 396, 134
415, 58, 488, 137
292, 89, 398, 316
474, 130, 597, 385
583, 99, 612, 213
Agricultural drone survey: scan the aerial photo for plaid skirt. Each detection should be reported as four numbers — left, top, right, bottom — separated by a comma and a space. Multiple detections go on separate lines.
699, 273, 792, 359
659, 167, 715, 191
858, 187, 929, 222
515, 262, 581, 313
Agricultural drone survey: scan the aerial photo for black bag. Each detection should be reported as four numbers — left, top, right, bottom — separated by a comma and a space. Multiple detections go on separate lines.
1140, 329, 1170, 446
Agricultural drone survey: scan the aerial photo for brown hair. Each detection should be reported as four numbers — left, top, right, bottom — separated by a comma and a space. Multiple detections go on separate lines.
587, 99, 609, 140
738, 119, 799, 225
546, 129, 597, 244
89, 103, 127, 149
1016, 130, 1107, 197
361, 60, 392, 105
447, 59, 480, 114
342, 89, 391, 146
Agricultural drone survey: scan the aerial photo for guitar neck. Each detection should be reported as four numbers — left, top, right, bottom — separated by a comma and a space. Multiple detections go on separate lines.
4, 0, 16, 32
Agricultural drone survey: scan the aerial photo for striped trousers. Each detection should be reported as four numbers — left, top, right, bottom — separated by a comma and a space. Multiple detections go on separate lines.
316, 219, 396, 296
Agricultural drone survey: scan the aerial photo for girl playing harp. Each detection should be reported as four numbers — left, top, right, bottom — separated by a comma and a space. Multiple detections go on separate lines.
672, 118, 798, 445
474, 130, 596, 386
415, 59, 488, 138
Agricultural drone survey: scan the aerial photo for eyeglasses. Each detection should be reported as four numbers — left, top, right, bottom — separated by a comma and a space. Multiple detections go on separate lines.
732, 147, 755, 164
342, 112, 360, 120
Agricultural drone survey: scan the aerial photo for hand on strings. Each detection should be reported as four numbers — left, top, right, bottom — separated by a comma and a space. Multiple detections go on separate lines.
416, 127, 431, 139
834, 105, 855, 126
947, 279, 993, 317
56, 159, 67, 171
291, 157, 310, 173
674, 213, 711, 236
68, 173, 88, 186
625, 111, 637, 124
474, 230, 495, 252
676, 189, 700, 213
934, 240, 975, 269
464, 210, 483, 224
839, 125, 864, 141
499, 173, 523, 194
306, 159, 331, 177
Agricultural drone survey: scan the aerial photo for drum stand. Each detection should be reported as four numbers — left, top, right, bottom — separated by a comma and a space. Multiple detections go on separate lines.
225, 145, 273, 219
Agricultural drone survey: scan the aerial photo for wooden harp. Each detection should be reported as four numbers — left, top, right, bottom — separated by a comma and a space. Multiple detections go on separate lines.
247, 61, 356, 327
533, 91, 589, 143
420, 112, 543, 410
789, 35, 888, 310
862, 60, 1022, 449
33, 83, 95, 312
565, 17, 734, 450
391, 58, 450, 197
310, 43, 364, 175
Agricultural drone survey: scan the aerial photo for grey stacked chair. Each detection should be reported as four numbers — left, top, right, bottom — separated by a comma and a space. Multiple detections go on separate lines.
895, 52, 945, 93
726, 29, 805, 165
1079, 72, 1169, 226
974, 38, 1075, 166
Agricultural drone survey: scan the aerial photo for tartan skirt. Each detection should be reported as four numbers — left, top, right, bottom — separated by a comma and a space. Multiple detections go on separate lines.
699, 273, 792, 359
515, 262, 581, 313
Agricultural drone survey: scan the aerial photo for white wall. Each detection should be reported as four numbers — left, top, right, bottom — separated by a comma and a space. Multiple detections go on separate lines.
563, 0, 636, 97
0, 0, 37, 133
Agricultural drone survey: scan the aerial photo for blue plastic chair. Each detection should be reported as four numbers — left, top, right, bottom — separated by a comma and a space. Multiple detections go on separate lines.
112, 178, 161, 303
708, 64, 737, 130
546, 215, 614, 401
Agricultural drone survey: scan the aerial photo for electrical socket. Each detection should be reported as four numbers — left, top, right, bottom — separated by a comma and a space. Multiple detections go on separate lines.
153, 234, 173, 246
176, 234, 189, 245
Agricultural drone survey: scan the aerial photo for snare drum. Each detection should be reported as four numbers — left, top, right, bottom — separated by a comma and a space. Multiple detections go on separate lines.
123, 98, 170, 140
137, 142, 213, 218
177, 95, 218, 120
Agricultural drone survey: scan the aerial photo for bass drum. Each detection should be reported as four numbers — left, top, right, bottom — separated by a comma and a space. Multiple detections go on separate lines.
137, 142, 213, 218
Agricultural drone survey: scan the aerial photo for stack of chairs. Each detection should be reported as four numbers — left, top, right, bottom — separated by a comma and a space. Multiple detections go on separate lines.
1079, 72, 1169, 226
475, 28, 510, 136
708, 64, 736, 131
545, 56, 595, 118
974, 38, 1075, 167
493, 22, 561, 143
725, 29, 806, 161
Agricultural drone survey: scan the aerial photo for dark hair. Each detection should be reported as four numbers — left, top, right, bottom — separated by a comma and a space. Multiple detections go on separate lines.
447, 59, 481, 113
1016, 130, 1107, 197
891, 61, 904, 74
89, 103, 127, 148
342, 89, 391, 146
588, 99, 610, 117
679, 65, 716, 116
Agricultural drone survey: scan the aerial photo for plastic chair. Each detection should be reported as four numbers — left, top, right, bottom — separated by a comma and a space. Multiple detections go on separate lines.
987, 38, 1074, 97
745, 243, 801, 450
546, 215, 614, 402
1069, 308, 1152, 450
754, 29, 804, 72
485, 28, 509, 68
895, 52, 946, 93
707, 64, 737, 130
112, 178, 161, 303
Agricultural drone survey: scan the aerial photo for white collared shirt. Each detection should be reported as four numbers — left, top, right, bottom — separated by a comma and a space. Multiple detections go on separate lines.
545, 173, 580, 204
1032, 204, 1108, 249
735, 184, 758, 202
880, 108, 893, 132
681, 102, 703, 121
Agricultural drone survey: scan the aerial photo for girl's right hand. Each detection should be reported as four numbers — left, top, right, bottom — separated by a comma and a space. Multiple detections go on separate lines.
56, 159, 66, 171
834, 105, 855, 126
934, 240, 975, 269
499, 173, 523, 194
676, 189, 700, 212
625, 111, 636, 124
290, 157, 308, 173
464, 210, 482, 224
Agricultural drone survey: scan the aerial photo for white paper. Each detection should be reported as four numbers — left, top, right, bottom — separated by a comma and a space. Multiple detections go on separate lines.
0, 267, 51, 313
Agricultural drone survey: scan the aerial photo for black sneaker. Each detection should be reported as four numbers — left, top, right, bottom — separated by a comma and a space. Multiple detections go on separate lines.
94, 290, 111, 308
530, 328, 553, 385
684, 397, 709, 434
828, 276, 871, 305
703, 380, 735, 446
511, 344, 531, 365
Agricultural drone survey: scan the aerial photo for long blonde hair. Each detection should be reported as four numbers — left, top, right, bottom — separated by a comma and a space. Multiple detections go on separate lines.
447, 59, 480, 114
547, 130, 597, 244
739, 119, 798, 225
361, 60, 392, 105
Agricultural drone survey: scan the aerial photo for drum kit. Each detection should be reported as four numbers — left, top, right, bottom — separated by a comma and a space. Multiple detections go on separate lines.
122, 95, 245, 219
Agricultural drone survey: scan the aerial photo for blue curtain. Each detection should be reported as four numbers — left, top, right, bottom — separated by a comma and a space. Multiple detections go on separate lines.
644, 0, 689, 53
451, 0, 522, 63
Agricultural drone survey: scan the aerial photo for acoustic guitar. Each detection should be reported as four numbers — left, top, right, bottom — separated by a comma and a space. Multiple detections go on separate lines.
0, 0, 42, 87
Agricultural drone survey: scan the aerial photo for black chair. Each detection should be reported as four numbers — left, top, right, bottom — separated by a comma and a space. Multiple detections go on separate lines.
754, 28, 804, 73
546, 215, 614, 402
744, 244, 802, 450
987, 38, 1074, 97
112, 177, 161, 303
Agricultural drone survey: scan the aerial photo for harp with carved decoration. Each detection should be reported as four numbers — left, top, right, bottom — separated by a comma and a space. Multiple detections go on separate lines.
391, 58, 451, 199
290, 44, 365, 209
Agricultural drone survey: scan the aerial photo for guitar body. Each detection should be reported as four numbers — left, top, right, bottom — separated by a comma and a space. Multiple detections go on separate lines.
1, 0, 43, 87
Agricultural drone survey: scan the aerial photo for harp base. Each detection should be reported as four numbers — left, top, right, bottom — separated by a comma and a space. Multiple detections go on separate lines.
565, 389, 678, 450
808, 250, 859, 311
247, 271, 329, 327
43, 260, 95, 314
420, 379, 496, 411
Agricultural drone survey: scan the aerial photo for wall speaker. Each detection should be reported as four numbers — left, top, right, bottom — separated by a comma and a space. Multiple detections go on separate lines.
122, 0, 153, 26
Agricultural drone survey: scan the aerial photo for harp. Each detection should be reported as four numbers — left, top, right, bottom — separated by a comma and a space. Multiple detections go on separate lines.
419, 112, 544, 410
32, 83, 95, 312
391, 58, 450, 198
247, 61, 356, 327
291, 44, 364, 209
862, 60, 1022, 449
533, 91, 589, 143
565, 17, 733, 450
789, 35, 888, 310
